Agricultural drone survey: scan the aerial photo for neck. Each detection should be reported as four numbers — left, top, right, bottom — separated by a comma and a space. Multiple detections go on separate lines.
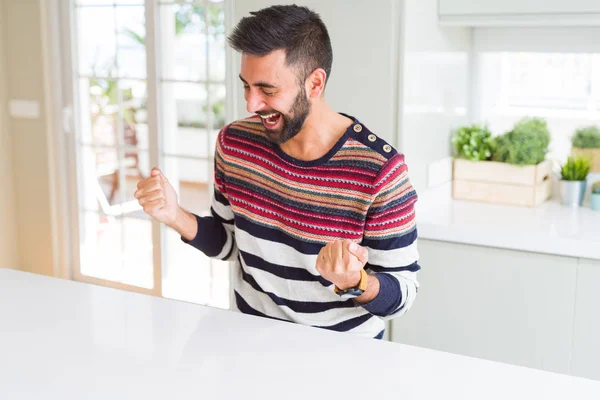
279, 100, 353, 161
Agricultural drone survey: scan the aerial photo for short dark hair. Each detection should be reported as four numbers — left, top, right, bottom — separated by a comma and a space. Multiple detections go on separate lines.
228, 4, 333, 87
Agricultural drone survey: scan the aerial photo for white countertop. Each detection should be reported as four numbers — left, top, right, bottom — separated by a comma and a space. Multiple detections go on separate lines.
416, 184, 600, 260
1, 269, 600, 399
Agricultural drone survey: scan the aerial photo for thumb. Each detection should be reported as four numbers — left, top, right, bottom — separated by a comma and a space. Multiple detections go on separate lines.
348, 242, 368, 266
151, 167, 162, 177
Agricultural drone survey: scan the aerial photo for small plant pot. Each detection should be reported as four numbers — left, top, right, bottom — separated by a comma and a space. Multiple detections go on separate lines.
592, 194, 600, 211
560, 180, 587, 207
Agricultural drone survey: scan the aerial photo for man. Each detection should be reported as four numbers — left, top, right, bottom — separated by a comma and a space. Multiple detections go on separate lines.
135, 4, 419, 339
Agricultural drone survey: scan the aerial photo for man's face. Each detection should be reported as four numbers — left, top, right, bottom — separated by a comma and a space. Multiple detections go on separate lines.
240, 50, 310, 144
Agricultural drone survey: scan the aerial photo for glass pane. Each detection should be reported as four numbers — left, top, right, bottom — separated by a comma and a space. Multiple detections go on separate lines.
119, 149, 149, 216
161, 82, 209, 157
209, 84, 226, 130
122, 216, 154, 289
116, 6, 147, 78
163, 157, 211, 216
77, 7, 116, 77
162, 225, 212, 304
161, 156, 229, 308
162, 224, 230, 308
79, 145, 120, 213
478, 52, 599, 163
77, 1, 144, 5
80, 77, 118, 146
160, 3, 207, 81
80, 211, 123, 281
79, 212, 153, 289
207, 1, 225, 81
119, 79, 149, 150
79, 77, 148, 150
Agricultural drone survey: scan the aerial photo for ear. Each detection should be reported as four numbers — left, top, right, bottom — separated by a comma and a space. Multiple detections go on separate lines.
305, 68, 327, 99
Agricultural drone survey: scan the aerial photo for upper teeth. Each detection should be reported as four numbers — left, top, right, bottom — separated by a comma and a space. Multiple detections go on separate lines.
260, 113, 278, 119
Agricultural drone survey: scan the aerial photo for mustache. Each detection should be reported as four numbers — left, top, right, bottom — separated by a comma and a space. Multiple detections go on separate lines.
257, 110, 280, 116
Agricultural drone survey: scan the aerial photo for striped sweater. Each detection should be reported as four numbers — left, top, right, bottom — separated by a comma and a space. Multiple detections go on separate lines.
184, 114, 420, 338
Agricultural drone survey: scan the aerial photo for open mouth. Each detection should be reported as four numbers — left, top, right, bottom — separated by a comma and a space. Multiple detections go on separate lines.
259, 112, 282, 129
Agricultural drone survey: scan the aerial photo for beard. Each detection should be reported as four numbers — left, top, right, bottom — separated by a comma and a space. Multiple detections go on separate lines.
261, 88, 310, 145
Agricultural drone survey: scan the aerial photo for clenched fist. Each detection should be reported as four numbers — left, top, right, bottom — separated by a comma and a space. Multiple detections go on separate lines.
316, 239, 369, 290
134, 167, 179, 226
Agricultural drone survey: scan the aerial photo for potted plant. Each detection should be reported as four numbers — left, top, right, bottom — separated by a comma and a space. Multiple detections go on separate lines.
592, 182, 600, 211
451, 124, 493, 161
572, 126, 600, 172
560, 156, 591, 207
490, 117, 551, 166
452, 118, 553, 207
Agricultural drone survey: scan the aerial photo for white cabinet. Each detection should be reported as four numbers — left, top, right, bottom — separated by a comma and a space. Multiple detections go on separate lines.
571, 258, 600, 380
438, 0, 600, 26
439, 0, 600, 16
392, 239, 578, 374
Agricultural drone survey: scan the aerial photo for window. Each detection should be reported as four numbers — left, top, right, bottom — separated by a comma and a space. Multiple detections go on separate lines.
477, 52, 600, 162
66, 0, 230, 308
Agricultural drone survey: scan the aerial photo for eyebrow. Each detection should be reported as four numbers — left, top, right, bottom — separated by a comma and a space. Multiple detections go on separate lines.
239, 74, 278, 89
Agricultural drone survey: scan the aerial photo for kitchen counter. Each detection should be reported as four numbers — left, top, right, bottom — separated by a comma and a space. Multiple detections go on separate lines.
416, 183, 600, 260
2, 269, 600, 399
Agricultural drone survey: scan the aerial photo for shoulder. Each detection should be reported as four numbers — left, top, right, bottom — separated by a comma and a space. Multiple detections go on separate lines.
340, 116, 408, 176
223, 115, 267, 140
217, 115, 271, 151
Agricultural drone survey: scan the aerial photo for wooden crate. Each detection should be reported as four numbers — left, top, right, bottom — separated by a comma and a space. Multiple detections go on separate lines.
452, 159, 553, 207
572, 147, 600, 173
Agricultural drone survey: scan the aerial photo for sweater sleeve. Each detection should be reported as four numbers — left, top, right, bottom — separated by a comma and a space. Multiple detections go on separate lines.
181, 127, 238, 261
359, 153, 420, 319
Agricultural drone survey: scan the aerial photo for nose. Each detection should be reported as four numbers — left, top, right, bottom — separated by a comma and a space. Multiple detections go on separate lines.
245, 90, 268, 114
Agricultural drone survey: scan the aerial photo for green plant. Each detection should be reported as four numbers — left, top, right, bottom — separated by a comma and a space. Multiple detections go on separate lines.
592, 182, 600, 195
572, 126, 600, 149
490, 117, 551, 165
451, 124, 493, 161
561, 156, 591, 181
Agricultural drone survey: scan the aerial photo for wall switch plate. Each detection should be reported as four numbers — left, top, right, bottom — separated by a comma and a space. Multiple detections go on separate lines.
428, 156, 453, 188
9, 99, 41, 119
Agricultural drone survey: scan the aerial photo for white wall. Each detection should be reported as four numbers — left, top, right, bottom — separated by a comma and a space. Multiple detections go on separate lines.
231, 0, 403, 144
399, 0, 471, 192
0, 2, 18, 270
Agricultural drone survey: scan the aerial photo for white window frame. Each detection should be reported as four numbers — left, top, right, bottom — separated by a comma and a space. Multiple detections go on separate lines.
50, 0, 237, 300
471, 26, 600, 123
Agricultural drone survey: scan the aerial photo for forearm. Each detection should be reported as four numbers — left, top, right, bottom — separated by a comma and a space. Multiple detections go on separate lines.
354, 275, 380, 304
169, 207, 198, 241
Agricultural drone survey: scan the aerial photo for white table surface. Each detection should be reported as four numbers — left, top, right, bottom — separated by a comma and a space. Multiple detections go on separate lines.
2, 269, 600, 399
416, 184, 600, 260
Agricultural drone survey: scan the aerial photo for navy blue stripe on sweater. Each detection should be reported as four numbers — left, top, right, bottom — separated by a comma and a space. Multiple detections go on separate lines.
236, 292, 385, 339
361, 227, 417, 250
315, 311, 374, 333
235, 291, 289, 322
240, 265, 356, 314
241, 250, 331, 286
366, 261, 421, 273
181, 214, 228, 257
361, 273, 403, 317
235, 214, 324, 254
